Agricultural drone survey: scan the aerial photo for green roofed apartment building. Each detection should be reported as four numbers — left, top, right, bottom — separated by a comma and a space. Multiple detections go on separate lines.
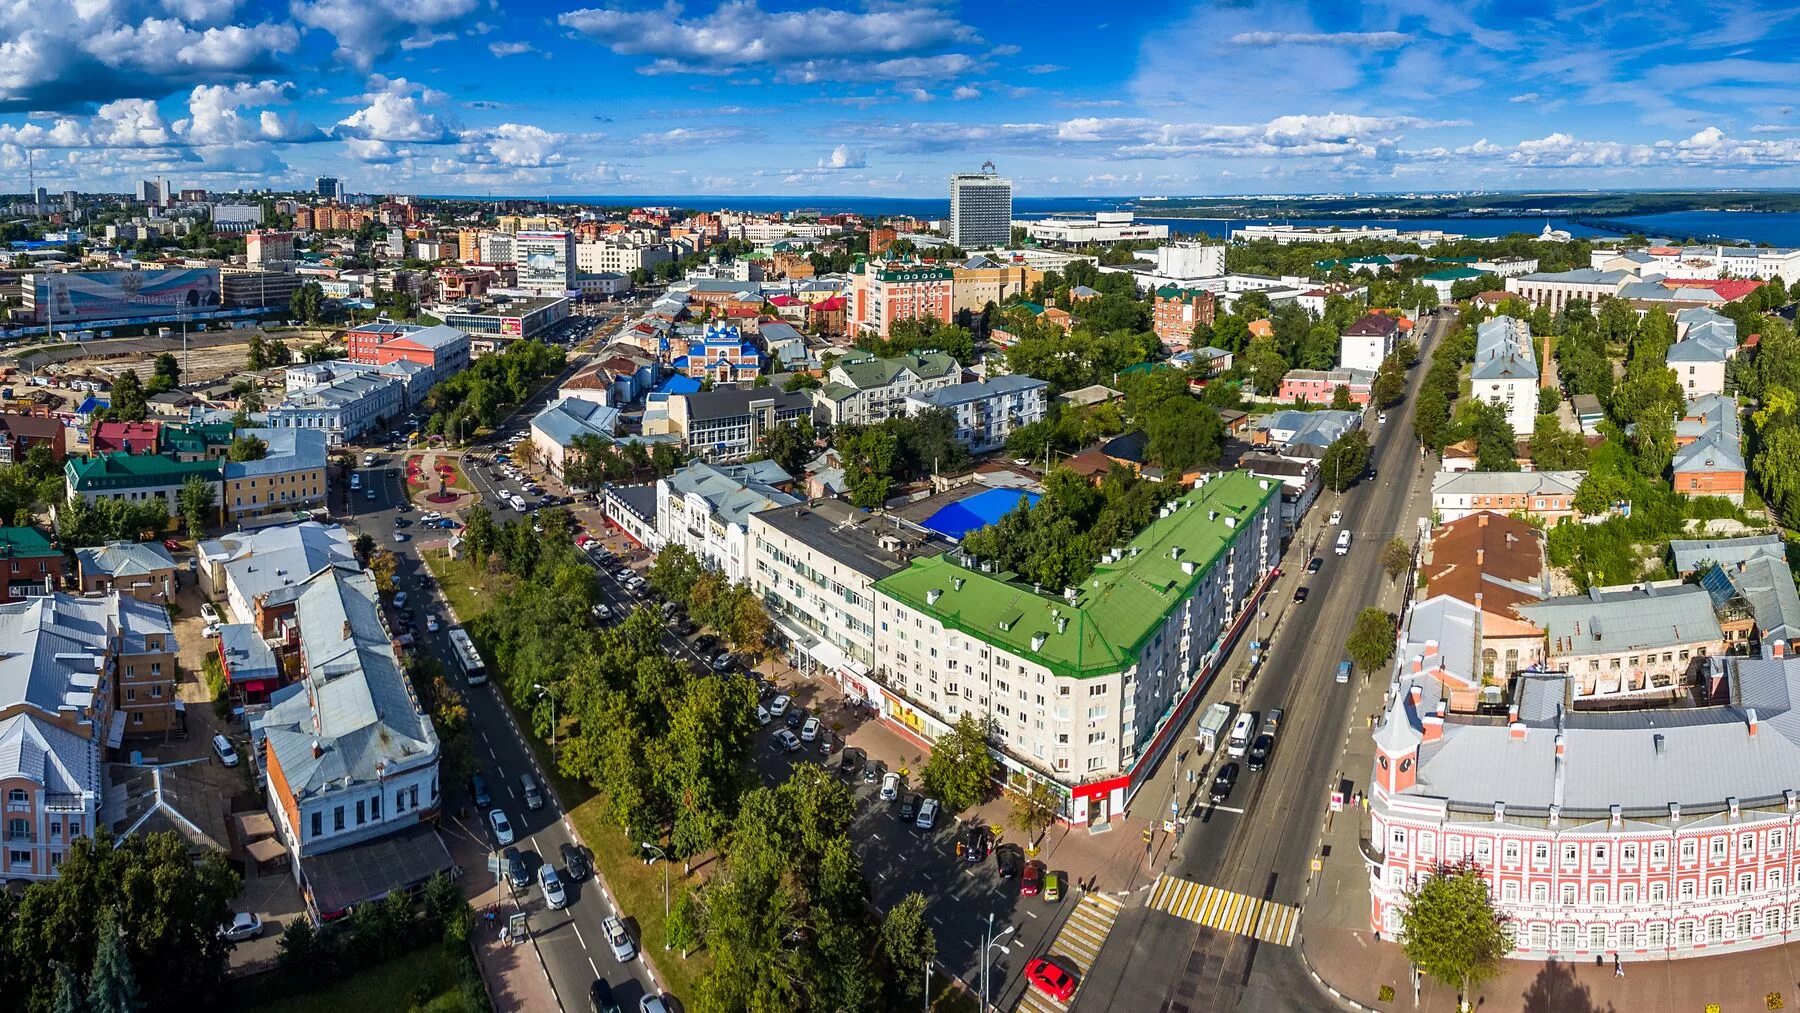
65, 453, 222, 513
869, 470, 1278, 824
814, 350, 961, 427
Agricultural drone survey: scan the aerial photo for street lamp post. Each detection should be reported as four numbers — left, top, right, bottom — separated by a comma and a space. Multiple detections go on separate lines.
532, 683, 556, 764
640, 842, 670, 947
980, 913, 1016, 1012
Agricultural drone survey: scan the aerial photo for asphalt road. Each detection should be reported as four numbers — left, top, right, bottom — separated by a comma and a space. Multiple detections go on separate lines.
1068, 310, 1454, 1013
336, 308, 684, 1013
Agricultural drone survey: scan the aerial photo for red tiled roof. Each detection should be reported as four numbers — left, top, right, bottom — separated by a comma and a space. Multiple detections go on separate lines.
812, 296, 846, 311
92, 420, 160, 455
1660, 278, 1763, 302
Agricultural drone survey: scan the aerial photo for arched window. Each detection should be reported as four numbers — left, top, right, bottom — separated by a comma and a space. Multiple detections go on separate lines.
1482, 648, 1498, 681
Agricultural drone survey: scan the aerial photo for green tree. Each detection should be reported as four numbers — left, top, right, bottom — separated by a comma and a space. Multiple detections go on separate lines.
1330, 384, 1354, 411
1346, 608, 1397, 673
1143, 398, 1224, 474
85, 913, 139, 1013
1536, 386, 1560, 416
839, 425, 897, 509
921, 712, 995, 814
879, 893, 937, 1007
1400, 862, 1513, 1007
177, 475, 215, 534
244, 333, 269, 371
226, 434, 267, 461
758, 416, 816, 476
289, 281, 326, 324
1529, 414, 1589, 471
149, 353, 181, 393
51, 963, 85, 1013
1467, 400, 1519, 472
1319, 429, 1371, 492
1009, 778, 1061, 844
1242, 337, 1288, 396
1381, 537, 1411, 582
666, 888, 701, 957
108, 370, 147, 422
1372, 365, 1406, 408
647, 544, 703, 604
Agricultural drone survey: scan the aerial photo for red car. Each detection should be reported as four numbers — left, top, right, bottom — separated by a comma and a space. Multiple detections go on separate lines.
1021, 860, 1045, 897
1024, 957, 1077, 1001
162, 538, 183, 552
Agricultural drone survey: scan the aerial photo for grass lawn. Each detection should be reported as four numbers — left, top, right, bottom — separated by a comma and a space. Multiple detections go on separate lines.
234, 943, 476, 1013
421, 549, 513, 627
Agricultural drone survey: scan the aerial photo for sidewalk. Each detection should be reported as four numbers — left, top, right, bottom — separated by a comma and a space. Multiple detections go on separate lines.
441, 808, 562, 1013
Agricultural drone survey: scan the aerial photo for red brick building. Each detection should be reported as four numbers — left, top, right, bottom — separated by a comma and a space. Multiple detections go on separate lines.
0, 410, 66, 464
1152, 286, 1217, 351
851, 261, 953, 338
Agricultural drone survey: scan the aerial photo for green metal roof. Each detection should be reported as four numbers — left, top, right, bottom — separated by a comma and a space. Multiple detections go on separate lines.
66, 453, 222, 492
1422, 267, 1488, 281
832, 351, 959, 391
873, 471, 1277, 679
874, 265, 952, 282
160, 421, 234, 455
0, 526, 60, 559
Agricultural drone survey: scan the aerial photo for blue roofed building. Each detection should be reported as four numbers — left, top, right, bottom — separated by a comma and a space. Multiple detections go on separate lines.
670, 323, 763, 383
921, 487, 1041, 540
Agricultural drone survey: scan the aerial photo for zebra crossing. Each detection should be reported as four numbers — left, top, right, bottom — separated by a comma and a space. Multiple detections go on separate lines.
1013, 890, 1125, 1013
1145, 874, 1301, 947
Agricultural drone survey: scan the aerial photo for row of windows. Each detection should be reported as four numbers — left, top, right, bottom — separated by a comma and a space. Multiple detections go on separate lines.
305, 780, 436, 840
1392, 826, 1791, 866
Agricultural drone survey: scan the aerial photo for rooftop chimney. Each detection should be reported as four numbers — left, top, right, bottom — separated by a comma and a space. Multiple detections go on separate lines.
1508, 719, 1527, 741
1422, 700, 1445, 743
1476, 548, 1485, 566
1409, 685, 1423, 708
311, 739, 322, 759
1478, 513, 1489, 528
1749, 708, 1760, 737
1411, 655, 1424, 674
1424, 640, 1439, 658
1507, 702, 1519, 723
1777, 640, 1788, 659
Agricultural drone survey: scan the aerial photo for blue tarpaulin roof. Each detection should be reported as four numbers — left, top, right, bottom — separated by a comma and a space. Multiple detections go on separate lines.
653, 375, 702, 395
921, 488, 1040, 540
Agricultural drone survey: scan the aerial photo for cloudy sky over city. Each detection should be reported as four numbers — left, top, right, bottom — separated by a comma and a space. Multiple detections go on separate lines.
4, 0, 1800, 196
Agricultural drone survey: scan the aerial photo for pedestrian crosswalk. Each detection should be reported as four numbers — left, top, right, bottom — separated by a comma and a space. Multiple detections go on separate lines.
1013, 890, 1124, 1013
1145, 874, 1300, 947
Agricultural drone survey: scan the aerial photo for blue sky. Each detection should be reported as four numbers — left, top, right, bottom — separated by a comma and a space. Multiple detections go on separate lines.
4, 0, 1800, 197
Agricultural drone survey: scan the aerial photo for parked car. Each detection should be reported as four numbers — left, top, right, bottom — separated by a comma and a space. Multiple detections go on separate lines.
799, 716, 820, 742
1043, 871, 1063, 902
503, 847, 529, 889
488, 809, 516, 845
709, 652, 736, 674
638, 996, 669, 1013
199, 603, 220, 624
603, 916, 636, 962
162, 538, 184, 553
211, 734, 239, 767
1022, 860, 1045, 896
589, 980, 622, 1013
964, 825, 990, 862
201, 622, 221, 639
425, 615, 440, 633
468, 773, 492, 808
755, 705, 772, 726
220, 912, 263, 942
865, 759, 887, 785
539, 865, 568, 909
1024, 957, 1078, 1002
560, 842, 591, 882
774, 729, 801, 752
997, 845, 1025, 879
898, 794, 920, 822
1210, 763, 1240, 803
785, 708, 804, 729
915, 797, 940, 830
839, 748, 863, 776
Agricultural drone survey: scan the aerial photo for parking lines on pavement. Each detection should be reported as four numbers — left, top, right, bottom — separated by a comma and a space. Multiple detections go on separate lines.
1145, 874, 1299, 947
1012, 890, 1124, 1013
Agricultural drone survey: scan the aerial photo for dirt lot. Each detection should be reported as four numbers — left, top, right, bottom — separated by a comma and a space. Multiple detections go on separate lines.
11, 326, 338, 386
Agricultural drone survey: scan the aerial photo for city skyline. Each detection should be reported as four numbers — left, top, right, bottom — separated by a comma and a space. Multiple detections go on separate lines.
2, 0, 1799, 197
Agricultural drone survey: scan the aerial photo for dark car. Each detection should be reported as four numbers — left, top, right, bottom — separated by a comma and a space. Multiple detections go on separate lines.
1210, 763, 1240, 803
668, 616, 696, 636
1307, 557, 1323, 573
1292, 586, 1309, 604
589, 978, 622, 1013
560, 841, 591, 882
839, 747, 863, 775
503, 847, 530, 889
1247, 734, 1274, 771
964, 825, 990, 862
996, 844, 1025, 879
694, 634, 721, 655
864, 758, 886, 784
785, 708, 804, 729
468, 773, 492, 808
898, 793, 920, 821
710, 652, 737, 674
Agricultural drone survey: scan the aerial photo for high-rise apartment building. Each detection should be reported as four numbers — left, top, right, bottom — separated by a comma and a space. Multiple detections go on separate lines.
514, 230, 576, 295
314, 176, 343, 201
949, 162, 1012, 249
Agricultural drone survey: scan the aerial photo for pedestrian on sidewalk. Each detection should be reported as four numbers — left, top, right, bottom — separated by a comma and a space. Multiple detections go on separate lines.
1613, 956, 1623, 978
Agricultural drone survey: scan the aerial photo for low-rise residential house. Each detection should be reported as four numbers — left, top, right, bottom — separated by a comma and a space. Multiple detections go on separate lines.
222, 428, 330, 525
1517, 583, 1723, 702
1431, 470, 1585, 524
749, 500, 951, 674
0, 592, 178, 880
253, 567, 450, 918
1668, 307, 1738, 398
0, 527, 64, 602
65, 453, 222, 514
1252, 409, 1361, 462
663, 387, 814, 461
1340, 313, 1401, 372
530, 397, 622, 478
904, 375, 1048, 453
1673, 394, 1745, 503
1238, 452, 1318, 537
1473, 315, 1540, 436
1419, 511, 1550, 702
75, 541, 178, 601
1277, 368, 1374, 406
91, 420, 161, 456
1421, 266, 1488, 301
0, 411, 67, 464
197, 521, 357, 629
656, 461, 798, 583
1571, 393, 1604, 436
601, 483, 660, 551
815, 351, 961, 427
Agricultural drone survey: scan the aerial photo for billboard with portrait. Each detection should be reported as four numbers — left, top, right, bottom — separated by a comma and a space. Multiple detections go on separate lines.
34, 269, 222, 323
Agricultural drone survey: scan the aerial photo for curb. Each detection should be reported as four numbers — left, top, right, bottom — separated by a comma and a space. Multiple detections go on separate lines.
1293, 930, 1383, 1013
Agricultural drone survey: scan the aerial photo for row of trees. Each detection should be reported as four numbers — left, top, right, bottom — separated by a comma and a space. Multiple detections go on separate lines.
422, 339, 565, 442
961, 466, 1182, 589
835, 408, 969, 509
558, 433, 689, 491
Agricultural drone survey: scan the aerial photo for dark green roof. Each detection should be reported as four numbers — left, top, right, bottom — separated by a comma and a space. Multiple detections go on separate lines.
66, 453, 222, 492
0, 526, 59, 559
160, 421, 235, 456
873, 472, 1277, 679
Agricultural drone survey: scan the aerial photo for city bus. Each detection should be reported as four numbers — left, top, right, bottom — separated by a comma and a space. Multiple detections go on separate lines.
448, 627, 486, 685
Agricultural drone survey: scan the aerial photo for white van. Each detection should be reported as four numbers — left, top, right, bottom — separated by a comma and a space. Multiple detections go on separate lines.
1226, 712, 1257, 758
212, 734, 240, 767
1335, 530, 1352, 555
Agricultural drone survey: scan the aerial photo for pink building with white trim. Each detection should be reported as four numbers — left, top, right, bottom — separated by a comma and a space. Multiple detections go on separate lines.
1368, 646, 1800, 962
